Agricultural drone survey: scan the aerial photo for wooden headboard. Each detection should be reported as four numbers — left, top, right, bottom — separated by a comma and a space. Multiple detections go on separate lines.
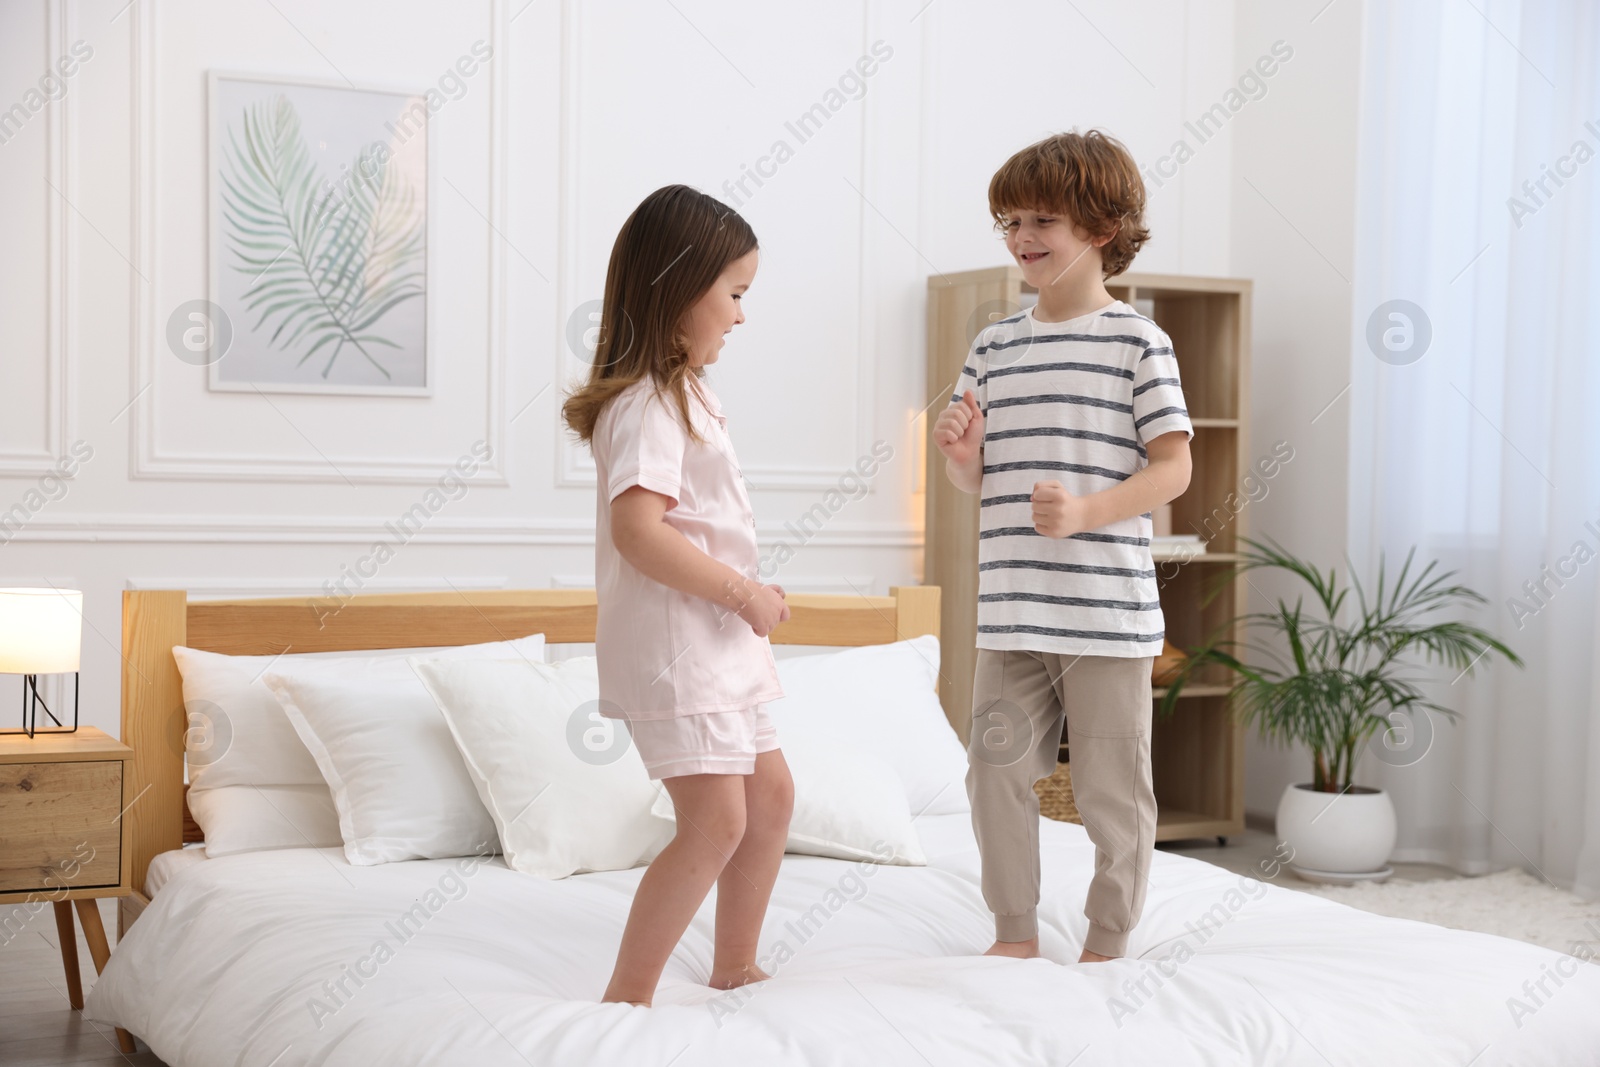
119, 585, 941, 911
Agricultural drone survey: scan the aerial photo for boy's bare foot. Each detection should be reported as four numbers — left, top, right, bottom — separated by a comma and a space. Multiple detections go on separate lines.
601, 991, 652, 1007
1078, 948, 1116, 963
983, 937, 1041, 959
709, 962, 772, 990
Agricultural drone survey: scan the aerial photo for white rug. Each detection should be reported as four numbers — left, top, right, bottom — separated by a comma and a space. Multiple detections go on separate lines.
1293, 867, 1600, 961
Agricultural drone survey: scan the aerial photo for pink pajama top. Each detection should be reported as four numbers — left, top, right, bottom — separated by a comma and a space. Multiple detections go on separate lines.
591, 375, 784, 720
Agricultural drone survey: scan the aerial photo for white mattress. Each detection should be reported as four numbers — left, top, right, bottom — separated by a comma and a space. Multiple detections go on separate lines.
143, 845, 209, 897
90, 815, 1600, 1066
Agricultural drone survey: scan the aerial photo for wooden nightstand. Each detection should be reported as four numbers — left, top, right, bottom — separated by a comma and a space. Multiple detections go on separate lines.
0, 725, 137, 1053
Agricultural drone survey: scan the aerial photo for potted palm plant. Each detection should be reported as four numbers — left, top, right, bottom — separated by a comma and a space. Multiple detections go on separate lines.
1159, 536, 1522, 882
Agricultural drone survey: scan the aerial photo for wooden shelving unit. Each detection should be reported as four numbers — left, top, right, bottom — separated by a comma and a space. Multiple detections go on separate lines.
922, 267, 1252, 844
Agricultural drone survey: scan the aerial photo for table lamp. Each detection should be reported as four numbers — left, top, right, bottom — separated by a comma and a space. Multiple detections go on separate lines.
0, 587, 83, 737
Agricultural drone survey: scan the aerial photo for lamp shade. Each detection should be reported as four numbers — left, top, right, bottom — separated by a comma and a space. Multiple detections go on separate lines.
0, 588, 83, 674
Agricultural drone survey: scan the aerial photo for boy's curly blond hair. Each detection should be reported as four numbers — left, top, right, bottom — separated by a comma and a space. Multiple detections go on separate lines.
988, 129, 1149, 278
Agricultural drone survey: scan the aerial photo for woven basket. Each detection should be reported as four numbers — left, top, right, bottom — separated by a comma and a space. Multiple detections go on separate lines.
1033, 761, 1081, 824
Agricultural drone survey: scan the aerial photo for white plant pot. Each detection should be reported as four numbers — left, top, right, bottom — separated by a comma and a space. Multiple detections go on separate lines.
1275, 782, 1397, 877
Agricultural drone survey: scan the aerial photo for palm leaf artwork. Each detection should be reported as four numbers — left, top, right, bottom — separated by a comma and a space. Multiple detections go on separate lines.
220, 93, 425, 381
1158, 535, 1524, 793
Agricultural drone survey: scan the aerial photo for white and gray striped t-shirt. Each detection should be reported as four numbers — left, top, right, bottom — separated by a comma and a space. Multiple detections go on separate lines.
951, 299, 1193, 658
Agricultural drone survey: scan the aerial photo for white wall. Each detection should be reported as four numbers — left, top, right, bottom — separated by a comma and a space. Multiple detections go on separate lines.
1, 0, 1379, 834
0, 0, 1249, 741
1228, 0, 1365, 821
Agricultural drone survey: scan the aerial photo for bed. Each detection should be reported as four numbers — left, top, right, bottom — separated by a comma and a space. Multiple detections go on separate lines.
88, 587, 1600, 1066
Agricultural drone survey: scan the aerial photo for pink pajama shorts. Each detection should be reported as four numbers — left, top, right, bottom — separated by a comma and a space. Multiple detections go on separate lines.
623, 704, 779, 780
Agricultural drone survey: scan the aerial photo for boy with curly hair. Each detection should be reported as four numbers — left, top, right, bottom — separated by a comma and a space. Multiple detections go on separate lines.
932, 129, 1193, 964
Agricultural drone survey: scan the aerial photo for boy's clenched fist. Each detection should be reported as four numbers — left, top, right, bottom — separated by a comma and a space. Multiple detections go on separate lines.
934, 389, 985, 465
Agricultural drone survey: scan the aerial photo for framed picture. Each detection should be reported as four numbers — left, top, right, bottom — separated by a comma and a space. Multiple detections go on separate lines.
207, 71, 432, 395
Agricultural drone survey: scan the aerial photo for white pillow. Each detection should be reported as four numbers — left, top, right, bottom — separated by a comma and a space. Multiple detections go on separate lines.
409, 655, 672, 878
768, 635, 969, 816
174, 635, 548, 792
187, 784, 341, 858
260, 637, 546, 865
648, 731, 926, 865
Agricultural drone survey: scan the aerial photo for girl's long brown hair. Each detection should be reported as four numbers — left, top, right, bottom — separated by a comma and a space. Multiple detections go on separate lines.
561, 185, 758, 446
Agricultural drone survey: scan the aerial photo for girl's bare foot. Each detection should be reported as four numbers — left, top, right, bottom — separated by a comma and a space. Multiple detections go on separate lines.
708, 962, 771, 990
983, 937, 1041, 959
1078, 948, 1116, 963
601, 984, 653, 1007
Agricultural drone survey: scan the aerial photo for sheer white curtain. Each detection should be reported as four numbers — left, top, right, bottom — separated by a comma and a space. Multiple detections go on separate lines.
1347, 0, 1600, 897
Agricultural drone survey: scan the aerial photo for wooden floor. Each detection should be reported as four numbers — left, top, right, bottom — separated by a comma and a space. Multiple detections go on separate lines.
0, 898, 168, 1066
1, 828, 1460, 1066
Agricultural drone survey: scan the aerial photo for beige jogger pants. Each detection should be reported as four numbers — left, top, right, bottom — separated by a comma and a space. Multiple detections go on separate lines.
965, 648, 1157, 958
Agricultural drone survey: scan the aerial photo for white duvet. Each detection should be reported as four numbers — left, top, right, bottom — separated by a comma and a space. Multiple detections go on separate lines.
88, 815, 1600, 1066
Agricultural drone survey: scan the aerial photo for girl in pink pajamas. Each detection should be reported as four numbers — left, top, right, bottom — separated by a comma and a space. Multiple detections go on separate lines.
561, 184, 794, 1007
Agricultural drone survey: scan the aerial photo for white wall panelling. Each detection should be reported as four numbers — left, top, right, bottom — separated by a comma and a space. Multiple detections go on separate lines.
123, 576, 511, 599
1, 0, 1340, 761
551, 574, 882, 596
554, 0, 895, 492
126, 0, 511, 484
1, 513, 915, 547
0, 0, 78, 475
